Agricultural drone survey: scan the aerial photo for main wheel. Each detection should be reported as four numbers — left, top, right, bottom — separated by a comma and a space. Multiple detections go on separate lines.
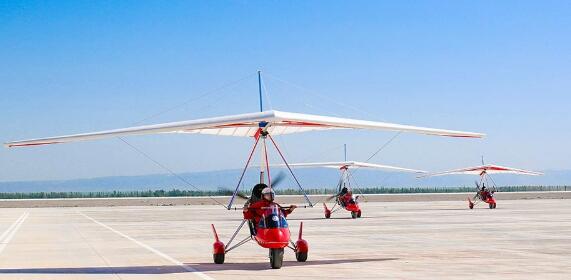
296, 251, 308, 262
493, 203, 497, 209
351, 211, 357, 219
489, 203, 494, 209
325, 211, 331, 219
269, 248, 284, 269
469, 202, 474, 209
357, 210, 362, 218
213, 253, 225, 264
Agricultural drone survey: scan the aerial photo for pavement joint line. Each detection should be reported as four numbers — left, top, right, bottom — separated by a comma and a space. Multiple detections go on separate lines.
78, 211, 215, 280
0, 212, 29, 254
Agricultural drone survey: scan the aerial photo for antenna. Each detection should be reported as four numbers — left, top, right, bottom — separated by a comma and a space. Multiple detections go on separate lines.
258, 70, 263, 112
481, 155, 485, 165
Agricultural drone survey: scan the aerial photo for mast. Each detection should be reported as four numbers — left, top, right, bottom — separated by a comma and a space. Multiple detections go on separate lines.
258, 70, 266, 185
258, 70, 263, 112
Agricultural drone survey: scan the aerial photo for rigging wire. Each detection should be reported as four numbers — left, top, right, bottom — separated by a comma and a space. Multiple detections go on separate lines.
116, 137, 228, 209
261, 76, 273, 110
486, 173, 499, 192
363, 132, 403, 163
131, 72, 256, 126
347, 169, 368, 202
346, 132, 403, 191
264, 72, 381, 120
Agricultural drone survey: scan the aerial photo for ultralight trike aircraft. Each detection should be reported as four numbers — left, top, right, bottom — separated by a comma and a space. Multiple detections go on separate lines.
275, 146, 426, 219
4, 72, 484, 268
419, 159, 542, 209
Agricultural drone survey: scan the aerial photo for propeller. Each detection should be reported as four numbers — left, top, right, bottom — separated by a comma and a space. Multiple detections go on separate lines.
474, 180, 481, 190
219, 189, 250, 200
220, 171, 287, 201
235, 192, 250, 200
324, 194, 337, 202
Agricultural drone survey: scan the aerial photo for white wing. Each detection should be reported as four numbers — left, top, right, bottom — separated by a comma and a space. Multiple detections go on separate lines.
5, 110, 484, 148
274, 161, 426, 173
419, 164, 543, 178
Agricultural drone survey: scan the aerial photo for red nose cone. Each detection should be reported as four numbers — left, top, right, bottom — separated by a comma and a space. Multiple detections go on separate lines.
255, 228, 290, 248
345, 203, 360, 212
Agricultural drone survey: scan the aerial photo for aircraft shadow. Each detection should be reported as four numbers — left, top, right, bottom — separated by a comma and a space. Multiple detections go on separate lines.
0, 257, 397, 274
430, 208, 471, 211
189, 257, 398, 272
288, 216, 376, 221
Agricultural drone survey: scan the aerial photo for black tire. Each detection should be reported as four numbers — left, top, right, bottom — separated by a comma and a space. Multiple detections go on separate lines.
351, 211, 357, 219
325, 212, 331, 219
489, 203, 493, 209
469, 204, 474, 209
493, 203, 497, 209
296, 251, 308, 262
269, 248, 284, 269
357, 211, 362, 218
213, 253, 225, 264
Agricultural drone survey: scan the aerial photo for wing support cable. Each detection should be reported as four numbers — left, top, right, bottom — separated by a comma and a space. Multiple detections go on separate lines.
117, 137, 228, 208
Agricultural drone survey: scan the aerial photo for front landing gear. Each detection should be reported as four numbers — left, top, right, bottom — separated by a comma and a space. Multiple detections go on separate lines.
269, 248, 284, 269
351, 210, 362, 218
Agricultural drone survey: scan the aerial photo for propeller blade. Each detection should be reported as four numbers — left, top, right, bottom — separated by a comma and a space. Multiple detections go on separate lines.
220, 189, 249, 200
324, 194, 337, 202
236, 192, 250, 200
271, 171, 287, 188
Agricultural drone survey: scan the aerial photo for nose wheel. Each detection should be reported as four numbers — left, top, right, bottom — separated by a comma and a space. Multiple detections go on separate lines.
351, 210, 362, 218
269, 248, 284, 269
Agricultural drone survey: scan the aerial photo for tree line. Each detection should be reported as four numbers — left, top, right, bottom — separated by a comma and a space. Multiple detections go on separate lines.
0, 185, 568, 199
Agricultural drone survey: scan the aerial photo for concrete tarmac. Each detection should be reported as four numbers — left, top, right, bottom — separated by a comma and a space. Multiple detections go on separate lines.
0, 199, 570, 279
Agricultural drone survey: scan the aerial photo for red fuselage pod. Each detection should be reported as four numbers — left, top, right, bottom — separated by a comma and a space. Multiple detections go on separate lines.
340, 194, 360, 212
344, 202, 360, 212
254, 205, 291, 249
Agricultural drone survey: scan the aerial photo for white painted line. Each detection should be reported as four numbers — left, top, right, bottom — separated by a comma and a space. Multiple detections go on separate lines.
78, 212, 215, 280
0, 212, 29, 254
0, 213, 26, 242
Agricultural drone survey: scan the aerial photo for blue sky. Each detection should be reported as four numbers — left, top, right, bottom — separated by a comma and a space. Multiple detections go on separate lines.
1, 0, 570, 181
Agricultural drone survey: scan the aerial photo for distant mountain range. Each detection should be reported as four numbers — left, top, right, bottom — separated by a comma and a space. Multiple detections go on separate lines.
1, 168, 570, 193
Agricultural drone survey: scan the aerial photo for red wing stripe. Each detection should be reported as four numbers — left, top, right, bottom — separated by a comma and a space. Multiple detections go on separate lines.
9, 141, 62, 147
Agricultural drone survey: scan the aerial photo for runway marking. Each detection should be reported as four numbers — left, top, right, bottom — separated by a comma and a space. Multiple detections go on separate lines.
0, 212, 29, 255
78, 212, 215, 280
